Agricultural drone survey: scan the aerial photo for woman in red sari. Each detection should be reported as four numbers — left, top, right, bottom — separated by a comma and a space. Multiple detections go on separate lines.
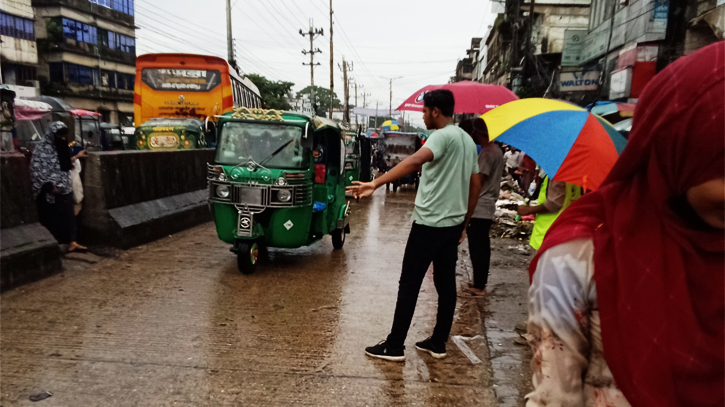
525, 42, 724, 407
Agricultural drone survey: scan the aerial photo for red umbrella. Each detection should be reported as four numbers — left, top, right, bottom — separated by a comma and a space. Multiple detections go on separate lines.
397, 81, 518, 114
70, 109, 102, 117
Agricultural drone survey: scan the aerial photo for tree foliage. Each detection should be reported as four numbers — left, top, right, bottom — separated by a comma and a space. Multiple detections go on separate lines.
297, 86, 341, 117
246, 74, 294, 110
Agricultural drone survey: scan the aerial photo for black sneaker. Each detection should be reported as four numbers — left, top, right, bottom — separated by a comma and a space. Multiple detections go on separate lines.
415, 337, 447, 359
365, 340, 405, 362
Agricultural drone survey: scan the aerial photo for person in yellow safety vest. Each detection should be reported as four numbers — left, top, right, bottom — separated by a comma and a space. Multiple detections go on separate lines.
516, 176, 582, 250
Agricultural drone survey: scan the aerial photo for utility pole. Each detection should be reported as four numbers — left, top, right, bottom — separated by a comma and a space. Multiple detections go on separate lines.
380, 76, 403, 118
226, 0, 236, 69
509, 0, 522, 88
593, 0, 619, 104
300, 20, 323, 115
375, 101, 379, 128
526, 0, 535, 58
329, 0, 334, 119
338, 58, 353, 124
362, 90, 371, 108
354, 82, 360, 128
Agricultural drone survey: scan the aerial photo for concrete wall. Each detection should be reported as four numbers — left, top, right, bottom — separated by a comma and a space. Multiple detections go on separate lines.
0, 152, 62, 292
0, 152, 37, 229
0, 37, 39, 66
78, 149, 216, 249
0, 0, 38, 66
1, 0, 34, 18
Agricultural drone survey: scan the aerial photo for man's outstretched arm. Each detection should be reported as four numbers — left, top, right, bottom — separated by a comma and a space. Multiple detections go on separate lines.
347, 147, 434, 199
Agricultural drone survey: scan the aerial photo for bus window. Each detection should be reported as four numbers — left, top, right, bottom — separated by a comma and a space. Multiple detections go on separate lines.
232, 81, 238, 107
141, 68, 221, 92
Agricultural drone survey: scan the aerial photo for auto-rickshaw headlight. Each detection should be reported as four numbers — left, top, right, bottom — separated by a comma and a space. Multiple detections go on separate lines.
216, 184, 230, 198
277, 189, 292, 202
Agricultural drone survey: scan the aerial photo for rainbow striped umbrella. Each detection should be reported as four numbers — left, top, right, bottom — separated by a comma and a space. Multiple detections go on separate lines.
481, 98, 627, 190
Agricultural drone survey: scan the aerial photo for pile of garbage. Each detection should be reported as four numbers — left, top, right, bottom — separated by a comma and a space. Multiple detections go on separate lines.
491, 177, 535, 239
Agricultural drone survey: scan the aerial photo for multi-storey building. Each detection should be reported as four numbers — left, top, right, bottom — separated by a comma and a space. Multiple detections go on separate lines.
32, 0, 135, 125
454, 38, 481, 83
1, 0, 40, 97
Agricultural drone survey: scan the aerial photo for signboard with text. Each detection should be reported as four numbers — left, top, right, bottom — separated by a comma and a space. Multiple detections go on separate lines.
562, 30, 588, 66
610, 68, 633, 100
559, 71, 600, 92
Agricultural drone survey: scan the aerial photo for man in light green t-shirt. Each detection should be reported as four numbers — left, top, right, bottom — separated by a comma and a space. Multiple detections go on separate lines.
347, 90, 480, 362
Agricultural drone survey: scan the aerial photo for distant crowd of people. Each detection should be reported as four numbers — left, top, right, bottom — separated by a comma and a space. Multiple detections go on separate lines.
348, 42, 724, 407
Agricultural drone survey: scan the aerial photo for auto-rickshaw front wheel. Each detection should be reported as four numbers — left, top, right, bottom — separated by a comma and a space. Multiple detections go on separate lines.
236, 241, 259, 275
331, 228, 346, 250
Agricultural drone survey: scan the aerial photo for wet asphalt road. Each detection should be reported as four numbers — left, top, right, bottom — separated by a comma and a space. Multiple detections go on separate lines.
1, 189, 499, 406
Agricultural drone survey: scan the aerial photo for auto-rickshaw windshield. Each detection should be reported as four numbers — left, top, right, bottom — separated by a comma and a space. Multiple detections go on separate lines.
216, 122, 308, 169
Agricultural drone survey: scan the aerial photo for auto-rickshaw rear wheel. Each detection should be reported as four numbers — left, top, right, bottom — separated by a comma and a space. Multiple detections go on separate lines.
236, 241, 259, 275
332, 228, 346, 250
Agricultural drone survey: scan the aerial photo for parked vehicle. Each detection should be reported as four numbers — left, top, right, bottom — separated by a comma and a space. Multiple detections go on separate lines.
133, 118, 207, 150
381, 131, 423, 192
27, 96, 104, 150
6, 97, 53, 151
99, 123, 131, 150
208, 109, 350, 274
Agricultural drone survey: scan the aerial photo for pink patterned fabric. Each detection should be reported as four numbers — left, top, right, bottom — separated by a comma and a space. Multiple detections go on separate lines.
530, 42, 725, 407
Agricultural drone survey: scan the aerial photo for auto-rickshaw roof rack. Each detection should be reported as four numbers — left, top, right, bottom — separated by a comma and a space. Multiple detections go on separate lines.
231, 107, 285, 121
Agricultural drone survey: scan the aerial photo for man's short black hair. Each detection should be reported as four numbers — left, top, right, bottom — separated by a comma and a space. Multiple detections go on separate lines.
423, 90, 455, 117
473, 118, 488, 136
459, 119, 474, 136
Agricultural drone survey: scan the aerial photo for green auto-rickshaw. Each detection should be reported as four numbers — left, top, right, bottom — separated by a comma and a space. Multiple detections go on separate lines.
207, 108, 350, 274
344, 128, 372, 187
133, 118, 208, 150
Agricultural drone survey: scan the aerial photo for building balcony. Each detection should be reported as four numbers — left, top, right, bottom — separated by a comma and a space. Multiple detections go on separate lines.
38, 37, 135, 66
32, 0, 134, 28
42, 81, 133, 102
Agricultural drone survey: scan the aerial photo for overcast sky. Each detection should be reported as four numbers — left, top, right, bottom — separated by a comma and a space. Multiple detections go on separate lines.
134, 0, 496, 126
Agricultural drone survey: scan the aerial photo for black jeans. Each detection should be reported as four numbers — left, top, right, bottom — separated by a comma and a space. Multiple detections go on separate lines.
386, 222, 463, 349
467, 218, 493, 290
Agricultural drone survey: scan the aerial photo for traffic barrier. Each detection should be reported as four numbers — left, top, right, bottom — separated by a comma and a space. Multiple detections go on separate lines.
0, 152, 63, 292
78, 149, 215, 249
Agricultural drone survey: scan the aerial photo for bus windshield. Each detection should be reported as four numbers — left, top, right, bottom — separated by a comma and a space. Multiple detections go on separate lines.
142, 69, 221, 92
216, 122, 308, 169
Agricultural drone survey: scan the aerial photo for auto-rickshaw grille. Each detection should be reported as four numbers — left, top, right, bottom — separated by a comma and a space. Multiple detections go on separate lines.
232, 185, 268, 207
283, 171, 307, 185
293, 184, 313, 206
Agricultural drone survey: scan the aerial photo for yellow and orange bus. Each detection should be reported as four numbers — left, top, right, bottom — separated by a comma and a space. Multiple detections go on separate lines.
133, 53, 262, 126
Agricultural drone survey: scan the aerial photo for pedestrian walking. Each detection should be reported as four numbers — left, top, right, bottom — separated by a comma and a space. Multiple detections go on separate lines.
517, 176, 581, 250
347, 90, 480, 361
30, 121, 87, 253
525, 42, 724, 407
459, 118, 503, 298
503, 147, 520, 180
